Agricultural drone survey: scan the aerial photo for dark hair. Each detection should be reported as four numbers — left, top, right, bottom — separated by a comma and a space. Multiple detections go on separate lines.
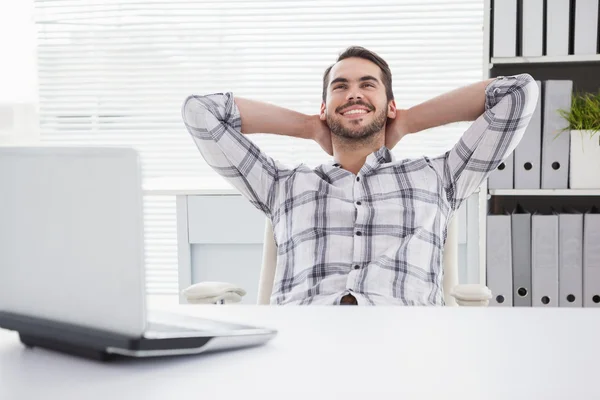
322, 46, 394, 103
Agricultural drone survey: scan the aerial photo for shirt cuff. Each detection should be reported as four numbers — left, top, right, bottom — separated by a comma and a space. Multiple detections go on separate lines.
484, 75, 508, 110
484, 73, 534, 111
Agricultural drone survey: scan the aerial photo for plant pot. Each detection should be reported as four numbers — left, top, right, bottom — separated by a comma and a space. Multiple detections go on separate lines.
569, 130, 600, 189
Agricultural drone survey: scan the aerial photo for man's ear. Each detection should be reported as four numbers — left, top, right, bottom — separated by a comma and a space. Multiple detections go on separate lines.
387, 100, 397, 119
319, 102, 327, 121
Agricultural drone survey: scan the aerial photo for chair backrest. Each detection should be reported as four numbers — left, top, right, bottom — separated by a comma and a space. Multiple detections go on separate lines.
257, 216, 460, 306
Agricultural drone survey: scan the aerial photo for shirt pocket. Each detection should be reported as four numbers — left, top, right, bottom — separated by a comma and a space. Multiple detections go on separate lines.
373, 166, 439, 232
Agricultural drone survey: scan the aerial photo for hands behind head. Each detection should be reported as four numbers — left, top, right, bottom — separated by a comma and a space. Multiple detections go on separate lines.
309, 109, 411, 156
385, 109, 412, 151
310, 115, 334, 156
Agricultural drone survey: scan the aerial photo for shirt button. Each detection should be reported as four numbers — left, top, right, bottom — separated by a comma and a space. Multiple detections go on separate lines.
353, 265, 360, 270
356, 231, 362, 236
356, 176, 360, 182
356, 201, 362, 206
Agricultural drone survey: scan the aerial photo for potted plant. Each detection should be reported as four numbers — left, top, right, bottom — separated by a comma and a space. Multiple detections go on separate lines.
557, 90, 600, 189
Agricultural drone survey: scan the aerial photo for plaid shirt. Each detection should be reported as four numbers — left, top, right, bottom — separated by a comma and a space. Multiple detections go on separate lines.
182, 73, 538, 305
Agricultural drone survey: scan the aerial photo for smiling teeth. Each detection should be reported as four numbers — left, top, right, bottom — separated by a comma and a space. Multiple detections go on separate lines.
344, 109, 368, 116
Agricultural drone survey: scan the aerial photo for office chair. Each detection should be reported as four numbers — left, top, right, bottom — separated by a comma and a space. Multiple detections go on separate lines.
183, 216, 492, 306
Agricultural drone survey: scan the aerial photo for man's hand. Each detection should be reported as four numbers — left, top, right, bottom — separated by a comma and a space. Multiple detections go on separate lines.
307, 115, 333, 155
385, 108, 413, 150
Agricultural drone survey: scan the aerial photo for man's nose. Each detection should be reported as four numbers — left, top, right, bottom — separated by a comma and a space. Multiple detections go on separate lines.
346, 88, 363, 101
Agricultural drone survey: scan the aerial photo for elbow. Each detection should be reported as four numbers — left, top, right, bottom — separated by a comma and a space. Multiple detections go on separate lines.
515, 73, 538, 98
500, 73, 539, 111
181, 94, 214, 135
519, 74, 540, 113
181, 95, 201, 125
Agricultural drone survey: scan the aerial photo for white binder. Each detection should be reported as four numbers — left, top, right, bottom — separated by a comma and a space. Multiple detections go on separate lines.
488, 153, 514, 189
559, 212, 583, 307
486, 214, 513, 306
514, 80, 543, 189
574, 0, 599, 55
541, 80, 572, 189
583, 208, 600, 307
546, 0, 570, 56
521, 0, 544, 57
511, 207, 532, 307
531, 213, 559, 307
493, 0, 517, 57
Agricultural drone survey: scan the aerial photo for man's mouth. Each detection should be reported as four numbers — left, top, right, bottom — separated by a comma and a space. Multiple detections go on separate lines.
339, 106, 372, 118
343, 109, 369, 116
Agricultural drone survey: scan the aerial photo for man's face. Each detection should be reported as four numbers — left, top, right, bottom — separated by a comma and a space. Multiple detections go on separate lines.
320, 57, 395, 142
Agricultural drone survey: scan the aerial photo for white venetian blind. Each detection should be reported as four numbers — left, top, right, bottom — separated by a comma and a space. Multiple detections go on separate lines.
33, 0, 484, 294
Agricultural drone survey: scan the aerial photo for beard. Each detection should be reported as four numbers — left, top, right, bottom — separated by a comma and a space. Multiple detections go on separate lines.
327, 105, 387, 143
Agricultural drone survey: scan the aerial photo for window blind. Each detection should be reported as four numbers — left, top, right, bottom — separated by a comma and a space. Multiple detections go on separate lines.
34, 0, 484, 294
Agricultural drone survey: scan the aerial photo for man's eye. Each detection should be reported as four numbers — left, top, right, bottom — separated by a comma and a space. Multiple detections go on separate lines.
334, 85, 346, 90
363, 83, 374, 87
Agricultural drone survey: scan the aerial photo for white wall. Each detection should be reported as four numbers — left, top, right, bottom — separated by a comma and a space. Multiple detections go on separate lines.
0, 0, 39, 143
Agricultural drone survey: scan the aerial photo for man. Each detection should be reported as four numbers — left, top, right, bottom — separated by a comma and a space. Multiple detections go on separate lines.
181, 46, 538, 306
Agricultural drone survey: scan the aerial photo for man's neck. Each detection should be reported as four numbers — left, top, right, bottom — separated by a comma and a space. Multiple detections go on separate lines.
332, 132, 385, 175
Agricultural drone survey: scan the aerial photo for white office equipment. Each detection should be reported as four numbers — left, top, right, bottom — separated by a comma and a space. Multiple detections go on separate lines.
514, 80, 543, 189
511, 208, 532, 307
541, 80, 573, 189
574, 0, 599, 55
0, 146, 276, 361
569, 129, 600, 189
486, 214, 513, 306
521, 0, 544, 57
546, 0, 571, 56
531, 213, 559, 307
583, 208, 600, 307
488, 153, 514, 189
493, 0, 517, 57
558, 212, 584, 307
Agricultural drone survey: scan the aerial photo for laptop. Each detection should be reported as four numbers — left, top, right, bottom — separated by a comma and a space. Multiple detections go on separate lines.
0, 145, 276, 361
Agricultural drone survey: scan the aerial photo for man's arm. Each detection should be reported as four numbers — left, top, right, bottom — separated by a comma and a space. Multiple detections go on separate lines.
234, 97, 332, 154
234, 97, 312, 136
182, 93, 331, 216
182, 93, 295, 216
403, 78, 496, 134
398, 74, 539, 211
385, 79, 495, 149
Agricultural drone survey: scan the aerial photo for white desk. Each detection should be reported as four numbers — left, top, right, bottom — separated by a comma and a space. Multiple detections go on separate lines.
1, 305, 599, 400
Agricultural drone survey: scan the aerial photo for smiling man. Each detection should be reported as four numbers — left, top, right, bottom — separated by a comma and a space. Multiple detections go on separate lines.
182, 46, 539, 306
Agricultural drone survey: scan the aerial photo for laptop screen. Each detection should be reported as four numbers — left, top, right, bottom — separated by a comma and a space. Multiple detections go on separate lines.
0, 146, 147, 337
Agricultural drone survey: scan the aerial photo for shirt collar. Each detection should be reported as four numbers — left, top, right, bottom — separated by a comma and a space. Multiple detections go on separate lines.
330, 145, 395, 172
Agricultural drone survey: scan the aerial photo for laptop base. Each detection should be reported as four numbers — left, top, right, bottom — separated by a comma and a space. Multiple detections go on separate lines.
1, 311, 277, 362
19, 333, 117, 361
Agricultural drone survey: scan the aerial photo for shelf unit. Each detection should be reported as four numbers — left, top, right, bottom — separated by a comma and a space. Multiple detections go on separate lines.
477, 0, 600, 288
489, 189, 600, 197
491, 54, 600, 65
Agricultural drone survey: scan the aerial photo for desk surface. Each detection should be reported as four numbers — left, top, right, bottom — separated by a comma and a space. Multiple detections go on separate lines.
1, 305, 599, 400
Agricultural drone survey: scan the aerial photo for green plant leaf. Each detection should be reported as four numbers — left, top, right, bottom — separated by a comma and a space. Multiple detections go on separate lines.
555, 90, 600, 137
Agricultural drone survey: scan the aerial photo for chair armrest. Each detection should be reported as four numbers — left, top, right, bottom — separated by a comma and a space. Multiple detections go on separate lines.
182, 282, 247, 304
450, 284, 492, 307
